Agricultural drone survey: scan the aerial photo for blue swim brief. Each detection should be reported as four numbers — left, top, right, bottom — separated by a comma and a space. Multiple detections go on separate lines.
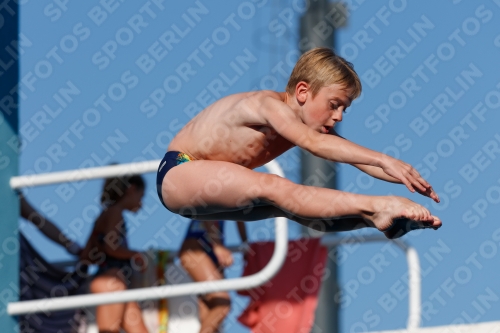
156, 151, 193, 211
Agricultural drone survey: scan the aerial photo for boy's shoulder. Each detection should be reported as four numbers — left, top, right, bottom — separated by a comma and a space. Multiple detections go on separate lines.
235, 90, 288, 112
232, 89, 283, 103
252, 89, 284, 103
206, 90, 295, 126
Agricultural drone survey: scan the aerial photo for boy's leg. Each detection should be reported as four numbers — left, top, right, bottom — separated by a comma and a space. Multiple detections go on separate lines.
190, 207, 437, 239
162, 160, 441, 232
290, 215, 439, 239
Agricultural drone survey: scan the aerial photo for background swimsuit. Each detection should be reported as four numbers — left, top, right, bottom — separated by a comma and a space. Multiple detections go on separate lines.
156, 151, 193, 211
184, 220, 225, 266
94, 221, 131, 282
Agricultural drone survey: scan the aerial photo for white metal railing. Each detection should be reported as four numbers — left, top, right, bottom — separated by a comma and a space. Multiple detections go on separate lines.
10, 160, 162, 189
26, 235, 422, 329
320, 235, 421, 329
8, 160, 422, 329
8, 160, 288, 315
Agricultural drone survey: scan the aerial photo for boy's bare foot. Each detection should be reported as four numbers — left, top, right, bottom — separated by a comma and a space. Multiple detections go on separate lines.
382, 216, 442, 239
363, 196, 442, 239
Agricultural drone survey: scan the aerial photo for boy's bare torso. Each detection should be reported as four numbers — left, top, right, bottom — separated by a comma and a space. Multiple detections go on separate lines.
168, 90, 296, 169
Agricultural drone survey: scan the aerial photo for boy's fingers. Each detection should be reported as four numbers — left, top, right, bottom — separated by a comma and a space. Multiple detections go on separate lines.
403, 179, 415, 192
414, 181, 427, 192
414, 185, 440, 203
423, 187, 440, 203
416, 175, 431, 188
412, 173, 430, 188
430, 188, 440, 203
411, 170, 430, 187
409, 176, 427, 192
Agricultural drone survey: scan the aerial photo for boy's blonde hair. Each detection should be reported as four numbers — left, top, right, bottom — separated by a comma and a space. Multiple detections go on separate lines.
286, 47, 361, 99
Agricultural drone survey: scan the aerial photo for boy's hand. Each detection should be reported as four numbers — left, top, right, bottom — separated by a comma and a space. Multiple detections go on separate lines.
380, 157, 440, 203
414, 185, 440, 203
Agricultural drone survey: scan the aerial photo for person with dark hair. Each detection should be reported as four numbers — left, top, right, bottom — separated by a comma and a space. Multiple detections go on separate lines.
80, 174, 148, 333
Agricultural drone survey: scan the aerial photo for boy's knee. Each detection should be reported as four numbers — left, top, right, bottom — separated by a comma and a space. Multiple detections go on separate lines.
261, 175, 294, 201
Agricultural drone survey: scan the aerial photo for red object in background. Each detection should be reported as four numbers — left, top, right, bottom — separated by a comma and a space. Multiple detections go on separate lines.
237, 238, 327, 333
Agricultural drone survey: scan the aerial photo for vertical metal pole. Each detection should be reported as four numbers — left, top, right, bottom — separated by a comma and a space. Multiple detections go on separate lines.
301, 152, 339, 333
299, 2, 347, 332
0, 1, 20, 331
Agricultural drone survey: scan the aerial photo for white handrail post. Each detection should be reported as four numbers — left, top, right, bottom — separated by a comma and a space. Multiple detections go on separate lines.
321, 235, 421, 329
406, 247, 421, 329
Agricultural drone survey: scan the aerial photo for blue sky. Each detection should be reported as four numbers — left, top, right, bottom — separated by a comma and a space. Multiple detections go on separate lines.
17, 0, 500, 332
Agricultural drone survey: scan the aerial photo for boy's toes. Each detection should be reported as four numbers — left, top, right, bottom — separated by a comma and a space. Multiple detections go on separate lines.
430, 215, 442, 229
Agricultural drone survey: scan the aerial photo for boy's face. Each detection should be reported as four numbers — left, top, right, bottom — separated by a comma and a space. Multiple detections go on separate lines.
299, 83, 352, 133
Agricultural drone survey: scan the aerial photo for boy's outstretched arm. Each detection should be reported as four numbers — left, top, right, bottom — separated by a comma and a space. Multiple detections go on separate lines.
328, 129, 400, 183
329, 130, 440, 203
262, 97, 439, 202
351, 162, 439, 202
352, 164, 400, 183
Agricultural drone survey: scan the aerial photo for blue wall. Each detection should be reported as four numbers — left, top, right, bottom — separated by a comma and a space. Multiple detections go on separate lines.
0, 1, 20, 331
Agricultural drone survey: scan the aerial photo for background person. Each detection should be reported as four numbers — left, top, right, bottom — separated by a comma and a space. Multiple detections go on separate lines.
179, 220, 247, 333
80, 174, 149, 333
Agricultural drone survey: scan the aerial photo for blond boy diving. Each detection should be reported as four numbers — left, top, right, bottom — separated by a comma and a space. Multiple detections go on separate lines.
156, 47, 442, 239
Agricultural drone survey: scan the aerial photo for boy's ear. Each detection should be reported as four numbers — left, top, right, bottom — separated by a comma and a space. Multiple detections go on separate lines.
295, 81, 309, 103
